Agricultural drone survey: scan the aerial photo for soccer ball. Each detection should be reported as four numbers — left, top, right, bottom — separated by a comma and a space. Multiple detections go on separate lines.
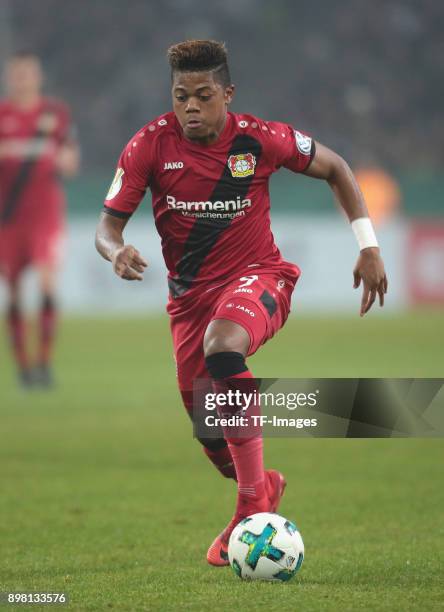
228, 512, 304, 582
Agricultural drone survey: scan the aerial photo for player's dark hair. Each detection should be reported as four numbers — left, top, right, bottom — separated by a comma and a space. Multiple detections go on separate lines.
167, 40, 231, 88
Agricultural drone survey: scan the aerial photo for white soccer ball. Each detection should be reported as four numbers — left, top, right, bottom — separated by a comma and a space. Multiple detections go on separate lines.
228, 512, 304, 581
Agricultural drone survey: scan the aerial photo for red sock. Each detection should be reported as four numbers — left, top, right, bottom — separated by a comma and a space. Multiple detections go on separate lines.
38, 298, 57, 365
213, 369, 266, 512
229, 436, 266, 512
6, 305, 28, 370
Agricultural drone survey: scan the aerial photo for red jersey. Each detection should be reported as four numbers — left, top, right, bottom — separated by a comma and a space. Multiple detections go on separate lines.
103, 111, 315, 299
0, 97, 72, 228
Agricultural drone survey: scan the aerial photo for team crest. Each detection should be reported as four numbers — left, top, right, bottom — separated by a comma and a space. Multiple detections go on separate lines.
228, 153, 256, 178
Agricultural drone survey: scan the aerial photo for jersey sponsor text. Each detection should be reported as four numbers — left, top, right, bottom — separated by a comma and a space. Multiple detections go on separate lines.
166, 194, 251, 218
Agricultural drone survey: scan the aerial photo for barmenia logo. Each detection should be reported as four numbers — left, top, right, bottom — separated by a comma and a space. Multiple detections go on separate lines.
166, 194, 251, 218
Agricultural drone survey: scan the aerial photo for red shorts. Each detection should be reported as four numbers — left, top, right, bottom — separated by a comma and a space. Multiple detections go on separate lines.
0, 223, 64, 282
167, 262, 300, 409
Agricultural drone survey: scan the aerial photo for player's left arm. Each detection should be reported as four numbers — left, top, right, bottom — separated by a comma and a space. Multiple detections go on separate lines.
303, 141, 388, 316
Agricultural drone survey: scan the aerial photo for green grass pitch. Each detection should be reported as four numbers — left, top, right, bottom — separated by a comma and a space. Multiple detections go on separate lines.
0, 311, 443, 611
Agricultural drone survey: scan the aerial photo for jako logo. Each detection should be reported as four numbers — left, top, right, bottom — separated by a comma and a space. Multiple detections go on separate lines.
167, 194, 251, 212
164, 161, 184, 170
235, 305, 255, 317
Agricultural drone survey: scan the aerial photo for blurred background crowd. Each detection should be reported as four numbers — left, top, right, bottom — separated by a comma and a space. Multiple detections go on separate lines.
3, 0, 442, 174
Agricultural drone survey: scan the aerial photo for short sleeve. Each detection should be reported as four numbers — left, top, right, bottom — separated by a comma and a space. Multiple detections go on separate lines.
103, 133, 152, 218
266, 122, 315, 174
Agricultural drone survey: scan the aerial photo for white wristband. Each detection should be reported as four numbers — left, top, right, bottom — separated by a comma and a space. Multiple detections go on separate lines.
351, 217, 379, 251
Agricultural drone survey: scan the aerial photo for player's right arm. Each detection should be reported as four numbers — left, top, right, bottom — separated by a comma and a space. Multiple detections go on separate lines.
95, 130, 151, 281
95, 213, 147, 281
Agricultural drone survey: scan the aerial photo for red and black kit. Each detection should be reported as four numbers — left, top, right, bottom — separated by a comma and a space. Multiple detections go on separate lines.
103, 111, 315, 407
0, 97, 72, 279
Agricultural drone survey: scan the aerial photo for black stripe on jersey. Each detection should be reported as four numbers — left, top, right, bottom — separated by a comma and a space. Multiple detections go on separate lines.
259, 290, 277, 318
0, 141, 44, 224
0, 109, 53, 225
102, 205, 132, 219
168, 134, 262, 298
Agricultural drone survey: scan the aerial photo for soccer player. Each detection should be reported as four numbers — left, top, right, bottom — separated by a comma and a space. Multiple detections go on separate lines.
0, 52, 79, 387
95, 40, 387, 566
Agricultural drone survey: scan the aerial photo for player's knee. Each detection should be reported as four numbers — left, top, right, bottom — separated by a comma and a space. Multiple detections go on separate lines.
204, 334, 235, 357
203, 319, 250, 358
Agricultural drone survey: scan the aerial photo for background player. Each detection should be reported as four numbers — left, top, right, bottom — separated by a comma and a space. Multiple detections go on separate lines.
0, 51, 79, 388
95, 40, 387, 566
